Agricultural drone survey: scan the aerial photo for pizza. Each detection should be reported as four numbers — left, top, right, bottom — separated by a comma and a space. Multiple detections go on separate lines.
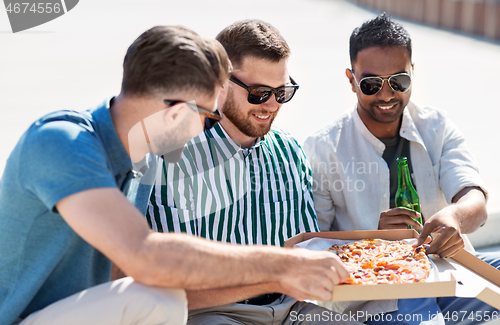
328, 239, 431, 285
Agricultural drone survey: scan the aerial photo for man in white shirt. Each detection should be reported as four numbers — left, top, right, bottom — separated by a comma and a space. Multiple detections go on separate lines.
304, 13, 499, 325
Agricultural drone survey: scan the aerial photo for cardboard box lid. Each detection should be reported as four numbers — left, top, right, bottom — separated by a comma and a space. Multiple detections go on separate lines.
285, 230, 500, 307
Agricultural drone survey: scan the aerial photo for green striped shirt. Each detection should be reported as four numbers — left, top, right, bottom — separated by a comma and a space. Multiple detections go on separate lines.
146, 124, 319, 246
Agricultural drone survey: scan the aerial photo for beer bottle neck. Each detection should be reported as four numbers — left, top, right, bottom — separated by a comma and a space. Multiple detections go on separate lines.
397, 158, 414, 190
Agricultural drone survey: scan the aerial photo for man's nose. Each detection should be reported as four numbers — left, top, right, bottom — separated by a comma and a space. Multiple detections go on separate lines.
377, 80, 395, 102
260, 93, 280, 112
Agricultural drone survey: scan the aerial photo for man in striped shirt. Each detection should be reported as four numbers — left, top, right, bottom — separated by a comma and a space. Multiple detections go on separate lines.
147, 20, 362, 325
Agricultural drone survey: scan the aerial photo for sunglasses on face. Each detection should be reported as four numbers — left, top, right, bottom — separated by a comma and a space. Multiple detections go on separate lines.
229, 74, 299, 105
349, 69, 412, 96
164, 100, 223, 130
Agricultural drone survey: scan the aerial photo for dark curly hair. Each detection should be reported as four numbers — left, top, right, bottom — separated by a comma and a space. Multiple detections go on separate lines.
349, 13, 412, 65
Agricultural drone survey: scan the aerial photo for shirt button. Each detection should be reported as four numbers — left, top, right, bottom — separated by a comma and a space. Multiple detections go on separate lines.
383, 193, 388, 199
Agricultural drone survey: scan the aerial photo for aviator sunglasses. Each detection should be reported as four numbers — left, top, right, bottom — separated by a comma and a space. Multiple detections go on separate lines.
349, 69, 412, 96
229, 74, 299, 104
164, 100, 223, 130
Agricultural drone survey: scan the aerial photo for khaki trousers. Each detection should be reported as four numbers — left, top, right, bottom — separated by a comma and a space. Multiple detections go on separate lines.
17, 277, 187, 325
188, 295, 364, 325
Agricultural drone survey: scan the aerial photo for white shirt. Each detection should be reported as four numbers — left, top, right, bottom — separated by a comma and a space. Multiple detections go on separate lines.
304, 101, 487, 232
303, 101, 487, 314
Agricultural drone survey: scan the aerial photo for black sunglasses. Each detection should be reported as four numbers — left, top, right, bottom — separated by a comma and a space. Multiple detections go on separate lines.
164, 100, 223, 130
229, 74, 299, 104
349, 69, 412, 96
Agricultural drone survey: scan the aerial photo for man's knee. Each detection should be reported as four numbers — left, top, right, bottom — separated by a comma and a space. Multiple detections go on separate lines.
123, 280, 187, 324
476, 252, 500, 269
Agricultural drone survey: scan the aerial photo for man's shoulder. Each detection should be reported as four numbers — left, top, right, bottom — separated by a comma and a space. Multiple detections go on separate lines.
266, 126, 301, 148
9, 109, 111, 187
407, 102, 449, 124
264, 127, 309, 162
21, 112, 102, 161
304, 109, 355, 147
24, 110, 92, 143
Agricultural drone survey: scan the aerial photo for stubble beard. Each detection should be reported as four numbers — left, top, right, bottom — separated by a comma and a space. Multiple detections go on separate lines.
153, 115, 195, 163
222, 90, 278, 138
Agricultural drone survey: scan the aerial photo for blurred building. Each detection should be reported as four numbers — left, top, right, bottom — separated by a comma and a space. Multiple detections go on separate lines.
347, 0, 500, 41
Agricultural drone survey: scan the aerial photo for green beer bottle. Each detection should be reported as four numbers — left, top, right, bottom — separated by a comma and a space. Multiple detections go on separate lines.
395, 157, 423, 231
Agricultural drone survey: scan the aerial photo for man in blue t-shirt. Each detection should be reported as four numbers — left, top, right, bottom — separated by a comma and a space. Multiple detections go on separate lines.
0, 26, 350, 325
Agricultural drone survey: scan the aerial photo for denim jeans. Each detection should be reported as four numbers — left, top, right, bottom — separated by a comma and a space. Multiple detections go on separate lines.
366, 252, 500, 325
436, 252, 500, 325
365, 298, 444, 325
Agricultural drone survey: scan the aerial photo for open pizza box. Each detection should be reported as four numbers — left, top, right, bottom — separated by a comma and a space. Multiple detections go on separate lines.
284, 229, 500, 308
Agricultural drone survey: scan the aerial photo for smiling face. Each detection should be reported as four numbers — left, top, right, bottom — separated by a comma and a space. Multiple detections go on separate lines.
348, 46, 413, 139
220, 56, 289, 148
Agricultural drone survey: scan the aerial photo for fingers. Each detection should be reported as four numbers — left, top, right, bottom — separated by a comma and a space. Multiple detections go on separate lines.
416, 214, 463, 258
382, 207, 422, 220
330, 254, 349, 282
426, 227, 464, 257
415, 223, 432, 246
379, 208, 423, 230
414, 235, 433, 247
280, 250, 346, 302
284, 285, 319, 302
415, 217, 444, 246
435, 243, 464, 258
381, 216, 423, 230
280, 277, 332, 302
294, 278, 333, 301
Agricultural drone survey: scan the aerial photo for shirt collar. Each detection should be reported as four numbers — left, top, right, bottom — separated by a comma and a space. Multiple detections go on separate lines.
89, 97, 133, 177
204, 123, 265, 160
352, 102, 427, 154
399, 101, 427, 150
352, 105, 386, 155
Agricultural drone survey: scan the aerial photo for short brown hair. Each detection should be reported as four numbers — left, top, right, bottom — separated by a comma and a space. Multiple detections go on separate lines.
122, 26, 230, 97
216, 20, 290, 68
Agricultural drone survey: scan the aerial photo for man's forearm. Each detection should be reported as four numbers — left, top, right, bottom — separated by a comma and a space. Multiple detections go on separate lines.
56, 188, 340, 301
186, 283, 279, 310
127, 233, 298, 290
451, 187, 487, 234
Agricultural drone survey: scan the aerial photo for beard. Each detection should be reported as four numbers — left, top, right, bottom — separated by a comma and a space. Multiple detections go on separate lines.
151, 113, 197, 163
153, 130, 186, 163
222, 88, 279, 138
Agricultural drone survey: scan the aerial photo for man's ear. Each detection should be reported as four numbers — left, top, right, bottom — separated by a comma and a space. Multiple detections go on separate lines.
163, 103, 184, 125
217, 79, 229, 109
346, 68, 356, 93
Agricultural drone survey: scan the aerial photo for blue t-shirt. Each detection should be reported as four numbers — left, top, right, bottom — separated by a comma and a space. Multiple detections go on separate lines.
0, 99, 145, 324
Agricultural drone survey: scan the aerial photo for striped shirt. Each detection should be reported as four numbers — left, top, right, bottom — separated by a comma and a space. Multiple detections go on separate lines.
146, 124, 319, 246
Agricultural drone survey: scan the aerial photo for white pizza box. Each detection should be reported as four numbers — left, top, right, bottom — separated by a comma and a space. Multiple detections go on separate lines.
284, 229, 500, 308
